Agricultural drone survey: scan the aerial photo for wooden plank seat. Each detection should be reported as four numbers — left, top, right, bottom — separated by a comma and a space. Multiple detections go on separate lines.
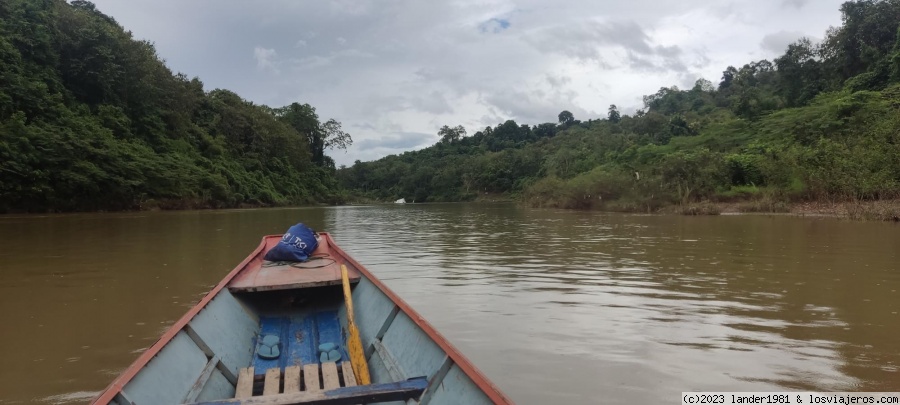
227, 238, 362, 293
234, 363, 356, 398
196, 363, 427, 405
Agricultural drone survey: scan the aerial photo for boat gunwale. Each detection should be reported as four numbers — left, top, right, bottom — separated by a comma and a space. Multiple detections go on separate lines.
92, 233, 514, 405
91, 237, 269, 404
323, 233, 514, 405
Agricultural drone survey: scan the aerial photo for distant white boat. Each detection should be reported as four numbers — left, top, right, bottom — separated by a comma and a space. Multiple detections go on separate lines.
394, 198, 406, 204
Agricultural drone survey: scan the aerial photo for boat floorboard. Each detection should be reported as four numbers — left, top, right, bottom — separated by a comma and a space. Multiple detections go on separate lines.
252, 309, 350, 373
234, 363, 356, 398
193, 365, 428, 405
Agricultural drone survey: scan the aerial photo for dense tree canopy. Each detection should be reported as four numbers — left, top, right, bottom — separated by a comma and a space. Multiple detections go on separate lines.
0, 0, 349, 212
4, 0, 900, 212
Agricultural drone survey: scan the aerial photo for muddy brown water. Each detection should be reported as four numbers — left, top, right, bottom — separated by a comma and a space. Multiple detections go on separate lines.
0, 204, 898, 404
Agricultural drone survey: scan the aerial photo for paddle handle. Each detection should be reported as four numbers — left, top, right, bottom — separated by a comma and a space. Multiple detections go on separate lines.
342, 265, 371, 385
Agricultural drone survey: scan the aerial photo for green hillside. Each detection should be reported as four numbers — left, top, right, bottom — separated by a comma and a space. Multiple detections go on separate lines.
0, 0, 349, 212
338, 0, 900, 214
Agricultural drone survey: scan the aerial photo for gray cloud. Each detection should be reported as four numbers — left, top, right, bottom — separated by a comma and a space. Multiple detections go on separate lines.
479, 18, 511, 34
626, 45, 688, 72
525, 20, 654, 63
782, 0, 808, 9
478, 114, 506, 128
525, 19, 696, 74
356, 132, 435, 150
482, 87, 594, 124
761, 30, 808, 54
89, 0, 848, 166
546, 74, 571, 88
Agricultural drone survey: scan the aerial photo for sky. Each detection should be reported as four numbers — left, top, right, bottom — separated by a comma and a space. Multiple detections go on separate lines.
89, 0, 846, 167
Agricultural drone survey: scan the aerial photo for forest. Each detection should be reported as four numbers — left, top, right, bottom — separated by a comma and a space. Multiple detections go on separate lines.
0, 0, 350, 212
338, 0, 900, 215
4, 0, 900, 215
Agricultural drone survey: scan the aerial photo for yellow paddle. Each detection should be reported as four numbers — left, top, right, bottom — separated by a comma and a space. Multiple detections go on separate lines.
341, 264, 371, 385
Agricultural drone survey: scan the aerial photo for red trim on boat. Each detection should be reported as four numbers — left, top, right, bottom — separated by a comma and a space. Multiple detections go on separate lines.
91, 238, 269, 404
323, 233, 515, 405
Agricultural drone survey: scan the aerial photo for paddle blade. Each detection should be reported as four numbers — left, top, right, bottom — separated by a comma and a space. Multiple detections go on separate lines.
342, 265, 371, 385
347, 323, 371, 385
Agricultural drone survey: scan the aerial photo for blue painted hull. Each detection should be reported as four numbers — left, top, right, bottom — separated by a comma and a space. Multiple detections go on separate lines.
93, 234, 513, 404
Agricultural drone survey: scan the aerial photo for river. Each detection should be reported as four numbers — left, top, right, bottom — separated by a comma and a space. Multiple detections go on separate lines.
0, 203, 898, 404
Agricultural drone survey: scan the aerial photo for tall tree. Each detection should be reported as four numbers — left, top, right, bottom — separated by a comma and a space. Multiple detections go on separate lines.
438, 124, 466, 144
821, 0, 900, 82
719, 66, 738, 89
607, 104, 621, 123
273, 103, 352, 167
775, 37, 824, 106
558, 110, 574, 125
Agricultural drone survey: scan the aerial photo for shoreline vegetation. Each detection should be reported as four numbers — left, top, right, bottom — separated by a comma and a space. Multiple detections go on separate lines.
4, 1, 900, 223
337, 196, 900, 221
670, 199, 900, 221
0, 1, 351, 213
338, 0, 900, 223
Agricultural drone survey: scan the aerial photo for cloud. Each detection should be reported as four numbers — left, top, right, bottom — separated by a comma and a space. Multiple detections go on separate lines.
546, 74, 571, 88
359, 91, 454, 116
356, 132, 435, 150
525, 19, 650, 63
253, 46, 279, 72
479, 18, 511, 34
88, 0, 848, 166
482, 87, 592, 124
782, 0, 808, 9
760, 30, 807, 54
626, 45, 687, 72
524, 19, 690, 73
290, 49, 375, 70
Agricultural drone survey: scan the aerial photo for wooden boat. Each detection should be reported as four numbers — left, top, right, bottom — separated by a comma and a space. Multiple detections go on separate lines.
92, 233, 513, 405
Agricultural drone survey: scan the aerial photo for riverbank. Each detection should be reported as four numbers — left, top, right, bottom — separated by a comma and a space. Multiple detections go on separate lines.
670, 199, 900, 221
14, 191, 898, 223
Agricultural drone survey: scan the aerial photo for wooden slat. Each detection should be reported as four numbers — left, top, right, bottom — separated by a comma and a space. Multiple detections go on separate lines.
321, 362, 340, 390
235, 367, 254, 399
215, 361, 239, 387
185, 321, 240, 386
283, 366, 301, 394
365, 305, 400, 360
302, 364, 320, 391
373, 339, 406, 382
184, 355, 220, 403
189, 377, 428, 405
340, 362, 357, 387
419, 356, 454, 405
184, 324, 215, 357
113, 391, 135, 405
263, 368, 281, 396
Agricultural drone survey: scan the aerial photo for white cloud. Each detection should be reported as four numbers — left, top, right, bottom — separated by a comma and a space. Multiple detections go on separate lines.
253, 46, 279, 72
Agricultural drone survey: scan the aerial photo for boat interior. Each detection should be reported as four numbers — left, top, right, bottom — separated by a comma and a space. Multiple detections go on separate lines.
232, 287, 360, 397
103, 234, 498, 405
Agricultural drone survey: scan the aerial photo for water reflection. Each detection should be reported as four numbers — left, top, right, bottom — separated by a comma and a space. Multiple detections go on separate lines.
0, 204, 898, 404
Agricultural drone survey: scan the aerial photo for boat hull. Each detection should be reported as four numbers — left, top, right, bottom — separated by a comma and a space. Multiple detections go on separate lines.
92, 233, 512, 404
